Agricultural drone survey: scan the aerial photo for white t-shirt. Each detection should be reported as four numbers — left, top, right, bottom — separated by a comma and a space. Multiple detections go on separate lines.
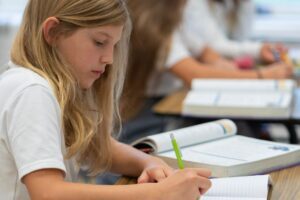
0, 62, 78, 200
147, 31, 191, 96
212, 0, 255, 41
181, 0, 262, 59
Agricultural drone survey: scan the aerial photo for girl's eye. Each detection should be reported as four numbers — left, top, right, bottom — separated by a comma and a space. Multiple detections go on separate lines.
95, 40, 105, 46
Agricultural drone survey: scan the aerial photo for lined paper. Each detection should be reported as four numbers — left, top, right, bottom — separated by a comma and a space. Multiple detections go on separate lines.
201, 175, 269, 200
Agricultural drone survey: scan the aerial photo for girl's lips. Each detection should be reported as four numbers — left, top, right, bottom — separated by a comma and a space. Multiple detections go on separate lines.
91, 70, 104, 77
92, 70, 104, 74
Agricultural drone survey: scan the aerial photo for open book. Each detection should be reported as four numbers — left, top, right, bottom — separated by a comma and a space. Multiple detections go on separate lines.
202, 175, 271, 200
132, 119, 300, 177
182, 79, 296, 119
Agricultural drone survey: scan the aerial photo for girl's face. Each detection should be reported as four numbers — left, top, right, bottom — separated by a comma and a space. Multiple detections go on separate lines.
56, 25, 123, 89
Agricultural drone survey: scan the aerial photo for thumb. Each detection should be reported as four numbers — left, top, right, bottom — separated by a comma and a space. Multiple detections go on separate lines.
137, 170, 150, 184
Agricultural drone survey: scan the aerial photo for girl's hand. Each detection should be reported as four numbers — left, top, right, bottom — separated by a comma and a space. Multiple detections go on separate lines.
151, 168, 212, 200
259, 62, 293, 79
260, 43, 288, 63
138, 157, 174, 183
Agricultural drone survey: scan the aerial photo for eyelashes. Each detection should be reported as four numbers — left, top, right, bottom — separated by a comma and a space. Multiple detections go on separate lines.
94, 40, 105, 47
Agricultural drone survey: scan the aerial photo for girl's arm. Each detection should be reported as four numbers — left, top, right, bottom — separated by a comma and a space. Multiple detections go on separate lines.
170, 57, 292, 86
199, 46, 238, 70
109, 138, 173, 183
23, 165, 211, 200
23, 169, 158, 200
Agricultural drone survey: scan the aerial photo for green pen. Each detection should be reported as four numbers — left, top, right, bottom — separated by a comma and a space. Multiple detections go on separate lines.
170, 133, 184, 169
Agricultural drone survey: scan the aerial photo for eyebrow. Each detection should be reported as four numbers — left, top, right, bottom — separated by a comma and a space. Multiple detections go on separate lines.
95, 31, 113, 39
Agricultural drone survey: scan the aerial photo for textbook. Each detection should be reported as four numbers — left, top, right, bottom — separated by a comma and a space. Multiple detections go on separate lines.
202, 175, 270, 200
182, 79, 296, 119
131, 119, 300, 177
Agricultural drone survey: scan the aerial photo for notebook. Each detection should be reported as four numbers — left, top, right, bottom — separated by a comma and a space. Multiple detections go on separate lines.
131, 119, 300, 177
202, 175, 271, 200
182, 79, 296, 119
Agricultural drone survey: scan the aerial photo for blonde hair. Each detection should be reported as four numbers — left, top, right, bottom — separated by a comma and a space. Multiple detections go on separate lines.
11, 0, 131, 175
122, 0, 187, 120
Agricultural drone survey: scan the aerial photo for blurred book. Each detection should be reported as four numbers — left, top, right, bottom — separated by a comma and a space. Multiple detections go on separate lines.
182, 79, 296, 119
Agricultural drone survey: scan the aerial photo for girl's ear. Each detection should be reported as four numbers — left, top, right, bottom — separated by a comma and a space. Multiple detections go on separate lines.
42, 17, 60, 45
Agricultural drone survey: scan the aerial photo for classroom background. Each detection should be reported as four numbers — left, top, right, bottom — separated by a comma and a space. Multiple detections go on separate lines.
1, 0, 300, 143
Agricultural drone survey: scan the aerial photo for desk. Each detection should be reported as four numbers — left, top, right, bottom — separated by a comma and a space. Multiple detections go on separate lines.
116, 165, 300, 200
153, 90, 300, 144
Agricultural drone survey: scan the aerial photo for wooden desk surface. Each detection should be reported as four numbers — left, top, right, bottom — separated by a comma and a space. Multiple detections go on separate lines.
153, 89, 300, 121
153, 90, 187, 115
116, 165, 300, 200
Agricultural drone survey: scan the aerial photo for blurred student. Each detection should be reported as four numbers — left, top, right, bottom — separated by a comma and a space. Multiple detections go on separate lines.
121, 0, 293, 144
0, 0, 212, 199
181, 0, 287, 65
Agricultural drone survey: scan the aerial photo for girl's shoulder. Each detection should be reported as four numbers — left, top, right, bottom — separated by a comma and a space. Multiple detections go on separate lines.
0, 62, 56, 109
0, 61, 51, 92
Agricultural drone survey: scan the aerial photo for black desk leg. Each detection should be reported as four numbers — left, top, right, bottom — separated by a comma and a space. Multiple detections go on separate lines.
284, 123, 299, 144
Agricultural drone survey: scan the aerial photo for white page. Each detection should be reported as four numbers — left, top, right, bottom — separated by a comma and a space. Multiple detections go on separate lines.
184, 91, 292, 108
217, 92, 291, 108
191, 79, 295, 92
142, 119, 237, 153
183, 91, 218, 106
203, 175, 269, 199
201, 197, 265, 200
160, 135, 300, 166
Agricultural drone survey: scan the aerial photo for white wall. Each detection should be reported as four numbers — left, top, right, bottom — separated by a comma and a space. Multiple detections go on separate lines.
0, 27, 18, 66
0, 0, 27, 70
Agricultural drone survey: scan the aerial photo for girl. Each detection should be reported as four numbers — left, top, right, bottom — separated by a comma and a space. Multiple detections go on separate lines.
0, 0, 211, 199
181, 0, 287, 63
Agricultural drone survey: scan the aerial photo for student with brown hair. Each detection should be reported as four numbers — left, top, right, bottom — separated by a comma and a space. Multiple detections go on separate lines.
120, 0, 292, 144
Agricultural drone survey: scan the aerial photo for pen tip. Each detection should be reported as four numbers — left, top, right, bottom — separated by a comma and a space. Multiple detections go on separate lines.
170, 133, 175, 140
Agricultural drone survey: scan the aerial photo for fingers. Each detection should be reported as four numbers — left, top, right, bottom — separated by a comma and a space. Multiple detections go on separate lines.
149, 168, 168, 182
137, 170, 150, 184
163, 167, 174, 177
261, 43, 289, 64
180, 168, 211, 178
197, 176, 212, 195
180, 168, 212, 195
138, 167, 173, 183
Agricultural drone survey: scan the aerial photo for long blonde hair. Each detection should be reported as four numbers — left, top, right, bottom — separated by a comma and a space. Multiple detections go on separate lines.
122, 0, 187, 120
11, 0, 131, 175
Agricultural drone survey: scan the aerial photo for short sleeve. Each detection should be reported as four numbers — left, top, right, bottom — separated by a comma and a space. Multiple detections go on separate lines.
180, 0, 210, 57
166, 31, 191, 68
4, 85, 66, 180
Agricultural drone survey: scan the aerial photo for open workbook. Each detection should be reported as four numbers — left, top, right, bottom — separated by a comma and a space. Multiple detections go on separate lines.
131, 119, 300, 177
182, 79, 296, 119
202, 175, 270, 200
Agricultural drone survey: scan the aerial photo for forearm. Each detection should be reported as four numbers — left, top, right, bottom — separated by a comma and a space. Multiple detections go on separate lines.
170, 57, 258, 85
29, 180, 157, 200
110, 139, 163, 177
198, 46, 221, 64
